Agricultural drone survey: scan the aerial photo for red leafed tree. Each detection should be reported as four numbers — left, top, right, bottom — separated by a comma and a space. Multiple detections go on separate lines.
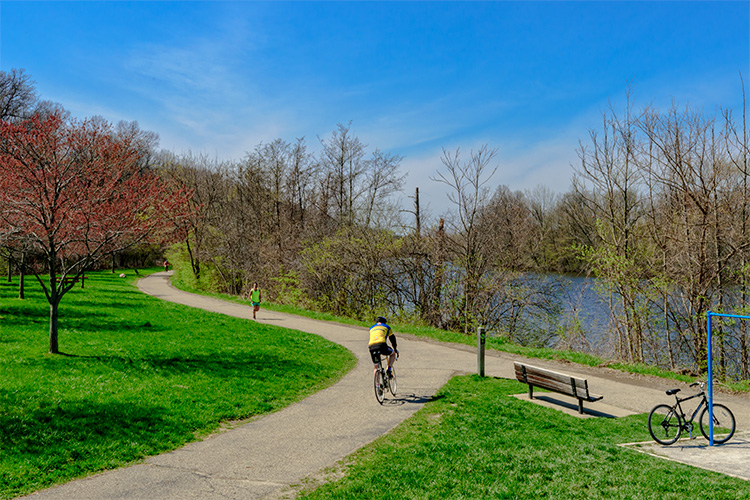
0, 112, 185, 354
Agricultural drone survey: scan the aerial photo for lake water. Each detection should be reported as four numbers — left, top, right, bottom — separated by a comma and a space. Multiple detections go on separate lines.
514, 275, 750, 379
557, 274, 613, 351
479, 273, 614, 355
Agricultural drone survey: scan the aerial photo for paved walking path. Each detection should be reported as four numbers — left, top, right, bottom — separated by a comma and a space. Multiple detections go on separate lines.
24, 272, 750, 499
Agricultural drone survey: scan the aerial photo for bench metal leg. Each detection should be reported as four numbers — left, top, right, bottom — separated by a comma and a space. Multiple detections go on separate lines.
528, 385, 533, 400
578, 399, 584, 414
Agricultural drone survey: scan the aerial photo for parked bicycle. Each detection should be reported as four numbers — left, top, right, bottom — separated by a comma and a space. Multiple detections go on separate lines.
373, 351, 398, 404
648, 381, 735, 445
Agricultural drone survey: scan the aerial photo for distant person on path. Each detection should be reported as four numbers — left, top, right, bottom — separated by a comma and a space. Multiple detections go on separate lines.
163, 260, 169, 272
368, 316, 398, 376
249, 282, 261, 320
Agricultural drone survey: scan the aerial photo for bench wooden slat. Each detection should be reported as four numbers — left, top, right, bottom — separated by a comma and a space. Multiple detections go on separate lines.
524, 368, 573, 385
526, 378, 599, 401
523, 375, 573, 394
516, 363, 586, 391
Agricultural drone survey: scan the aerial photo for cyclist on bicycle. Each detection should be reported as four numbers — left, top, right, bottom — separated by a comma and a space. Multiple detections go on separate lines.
368, 316, 398, 377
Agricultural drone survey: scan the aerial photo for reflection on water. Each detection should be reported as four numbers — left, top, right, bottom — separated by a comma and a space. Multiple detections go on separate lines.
558, 274, 612, 354
487, 273, 613, 356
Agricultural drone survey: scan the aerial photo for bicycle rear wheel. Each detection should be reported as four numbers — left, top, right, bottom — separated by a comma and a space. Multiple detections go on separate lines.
699, 403, 736, 444
374, 369, 385, 405
387, 366, 397, 396
648, 404, 682, 445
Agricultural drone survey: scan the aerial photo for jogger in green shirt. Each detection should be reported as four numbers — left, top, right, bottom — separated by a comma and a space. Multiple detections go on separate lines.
249, 283, 261, 320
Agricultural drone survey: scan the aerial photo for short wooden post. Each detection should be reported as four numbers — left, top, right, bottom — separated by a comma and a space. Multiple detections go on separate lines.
477, 326, 486, 377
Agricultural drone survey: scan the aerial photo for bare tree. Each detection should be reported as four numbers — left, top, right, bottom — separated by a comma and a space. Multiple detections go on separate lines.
158, 151, 230, 282
287, 137, 316, 229
575, 96, 649, 363
319, 122, 367, 227
525, 184, 559, 269
0, 68, 38, 121
247, 139, 291, 260
639, 104, 727, 369
362, 149, 405, 228
115, 120, 160, 170
722, 75, 750, 377
431, 145, 499, 333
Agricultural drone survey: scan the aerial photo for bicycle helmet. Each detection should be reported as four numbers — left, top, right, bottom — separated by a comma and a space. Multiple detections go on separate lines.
376, 316, 388, 324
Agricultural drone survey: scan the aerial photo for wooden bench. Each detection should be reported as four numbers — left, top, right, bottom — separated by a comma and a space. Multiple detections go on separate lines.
61, 275, 87, 289
514, 362, 603, 414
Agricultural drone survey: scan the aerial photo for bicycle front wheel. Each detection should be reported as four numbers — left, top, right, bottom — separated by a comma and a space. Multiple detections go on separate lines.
374, 369, 385, 405
700, 403, 736, 444
388, 367, 397, 396
648, 404, 682, 445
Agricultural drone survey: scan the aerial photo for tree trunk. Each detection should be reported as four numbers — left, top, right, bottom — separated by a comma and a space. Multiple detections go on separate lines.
432, 218, 446, 329
186, 236, 200, 280
414, 187, 428, 320
48, 254, 60, 354
18, 251, 25, 299
49, 294, 60, 354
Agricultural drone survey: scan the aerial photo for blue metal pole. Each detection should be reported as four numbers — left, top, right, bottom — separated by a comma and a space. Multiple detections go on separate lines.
707, 311, 713, 446
704, 312, 750, 446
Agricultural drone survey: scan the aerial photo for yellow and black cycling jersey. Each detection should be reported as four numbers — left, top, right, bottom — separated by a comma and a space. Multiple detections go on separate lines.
368, 323, 392, 346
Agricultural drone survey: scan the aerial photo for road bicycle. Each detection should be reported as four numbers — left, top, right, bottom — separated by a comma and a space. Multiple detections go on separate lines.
373, 350, 398, 404
647, 381, 735, 445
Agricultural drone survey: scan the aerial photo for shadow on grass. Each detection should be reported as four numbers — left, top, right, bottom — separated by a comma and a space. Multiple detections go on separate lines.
15, 350, 320, 380
0, 397, 193, 496
0, 397, 187, 457
64, 293, 147, 308
0, 302, 172, 337
0, 349, 333, 496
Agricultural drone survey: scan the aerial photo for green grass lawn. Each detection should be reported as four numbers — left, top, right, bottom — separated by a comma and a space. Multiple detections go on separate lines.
296, 375, 749, 500
0, 269, 356, 499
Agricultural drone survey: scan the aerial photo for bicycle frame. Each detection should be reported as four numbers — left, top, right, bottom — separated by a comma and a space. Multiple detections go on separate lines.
374, 349, 397, 371
375, 351, 397, 391
672, 390, 707, 432
375, 354, 386, 373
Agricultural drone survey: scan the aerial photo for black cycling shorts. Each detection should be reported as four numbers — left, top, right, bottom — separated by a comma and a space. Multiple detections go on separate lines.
369, 342, 393, 364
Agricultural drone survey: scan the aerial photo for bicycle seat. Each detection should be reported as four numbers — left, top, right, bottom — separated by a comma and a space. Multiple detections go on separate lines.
666, 388, 680, 396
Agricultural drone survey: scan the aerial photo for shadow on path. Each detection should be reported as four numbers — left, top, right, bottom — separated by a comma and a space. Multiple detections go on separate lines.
382, 393, 445, 406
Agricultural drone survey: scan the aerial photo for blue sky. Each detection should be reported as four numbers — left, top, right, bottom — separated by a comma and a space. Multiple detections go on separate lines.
1, 1, 748, 215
